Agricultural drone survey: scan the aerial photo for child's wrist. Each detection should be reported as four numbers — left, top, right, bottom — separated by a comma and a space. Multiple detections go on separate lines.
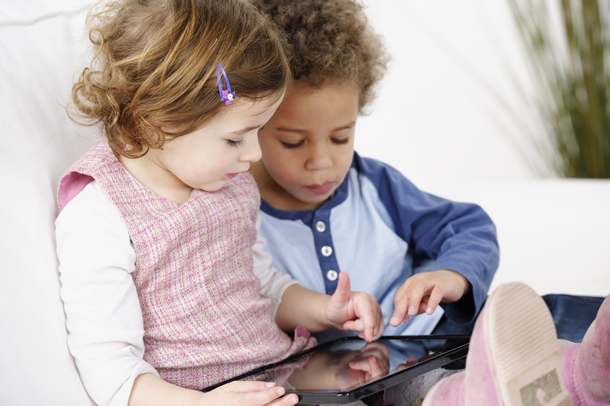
320, 295, 339, 331
196, 392, 209, 406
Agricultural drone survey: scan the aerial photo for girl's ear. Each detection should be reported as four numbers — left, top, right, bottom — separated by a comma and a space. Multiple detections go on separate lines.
135, 114, 168, 144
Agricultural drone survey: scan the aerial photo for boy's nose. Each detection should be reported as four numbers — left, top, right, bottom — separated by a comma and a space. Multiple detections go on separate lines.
305, 146, 332, 171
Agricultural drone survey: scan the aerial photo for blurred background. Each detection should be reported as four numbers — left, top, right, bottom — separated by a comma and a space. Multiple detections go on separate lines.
356, 0, 610, 190
352, 0, 610, 296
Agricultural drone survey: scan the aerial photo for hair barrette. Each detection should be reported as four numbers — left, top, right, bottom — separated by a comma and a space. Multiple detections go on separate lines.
217, 63, 235, 106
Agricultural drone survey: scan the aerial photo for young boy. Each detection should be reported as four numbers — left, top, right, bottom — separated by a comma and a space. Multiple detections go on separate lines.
248, 0, 498, 344
249, 0, 603, 345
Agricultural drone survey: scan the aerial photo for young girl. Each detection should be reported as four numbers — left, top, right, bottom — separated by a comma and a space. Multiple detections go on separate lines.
248, 0, 603, 343
55, 1, 384, 405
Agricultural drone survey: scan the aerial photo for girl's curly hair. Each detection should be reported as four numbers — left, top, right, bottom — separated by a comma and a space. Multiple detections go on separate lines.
249, 0, 389, 113
70, 0, 290, 158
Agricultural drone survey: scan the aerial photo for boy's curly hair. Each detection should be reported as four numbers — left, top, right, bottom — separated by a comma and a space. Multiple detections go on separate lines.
249, 0, 389, 113
70, 0, 290, 158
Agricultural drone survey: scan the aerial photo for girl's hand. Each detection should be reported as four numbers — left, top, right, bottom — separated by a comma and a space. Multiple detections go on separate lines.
324, 272, 384, 342
390, 269, 470, 327
199, 381, 299, 406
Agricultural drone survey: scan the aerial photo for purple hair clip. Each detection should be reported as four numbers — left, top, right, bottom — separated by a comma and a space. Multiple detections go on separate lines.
217, 63, 235, 106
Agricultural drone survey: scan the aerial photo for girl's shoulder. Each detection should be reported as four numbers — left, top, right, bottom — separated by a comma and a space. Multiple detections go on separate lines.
56, 180, 130, 244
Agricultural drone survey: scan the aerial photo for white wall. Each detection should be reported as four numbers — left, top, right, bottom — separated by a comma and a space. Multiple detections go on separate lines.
356, 0, 556, 192
354, 1, 610, 297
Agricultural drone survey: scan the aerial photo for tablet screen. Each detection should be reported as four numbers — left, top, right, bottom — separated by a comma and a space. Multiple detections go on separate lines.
203, 335, 469, 404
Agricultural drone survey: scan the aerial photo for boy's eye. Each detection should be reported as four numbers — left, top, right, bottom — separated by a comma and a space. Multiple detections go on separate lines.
227, 139, 246, 148
281, 141, 303, 149
332, 137, 350, 144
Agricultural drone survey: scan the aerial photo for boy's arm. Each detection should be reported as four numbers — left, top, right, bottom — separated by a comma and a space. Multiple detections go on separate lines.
358, 155, 499, 323
274, 272, 384, 342
390, 269, 471, 326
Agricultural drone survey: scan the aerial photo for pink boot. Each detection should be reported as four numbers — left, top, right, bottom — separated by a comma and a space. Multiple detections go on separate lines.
423, 282, 574, 406
558, 295, 610, 405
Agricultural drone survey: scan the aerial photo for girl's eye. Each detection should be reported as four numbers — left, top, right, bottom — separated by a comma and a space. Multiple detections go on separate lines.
281, 141, 303, 149
332, 137, 350, 144
227, 139, 245, 148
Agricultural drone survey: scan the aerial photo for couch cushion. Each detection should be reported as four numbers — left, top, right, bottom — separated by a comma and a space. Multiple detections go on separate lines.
0, 1, 97, 404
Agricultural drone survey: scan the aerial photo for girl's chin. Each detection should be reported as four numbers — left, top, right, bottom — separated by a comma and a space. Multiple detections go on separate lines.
198, 179, 229, 192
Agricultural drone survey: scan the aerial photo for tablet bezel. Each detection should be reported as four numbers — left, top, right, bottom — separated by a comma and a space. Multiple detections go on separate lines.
202, 335, 469, 404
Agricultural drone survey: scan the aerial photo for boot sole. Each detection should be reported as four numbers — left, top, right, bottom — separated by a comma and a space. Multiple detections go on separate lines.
486, 282, 574, 406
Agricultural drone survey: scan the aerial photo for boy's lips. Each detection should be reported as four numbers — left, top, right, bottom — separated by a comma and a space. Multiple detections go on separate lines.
306, 182, 333, 195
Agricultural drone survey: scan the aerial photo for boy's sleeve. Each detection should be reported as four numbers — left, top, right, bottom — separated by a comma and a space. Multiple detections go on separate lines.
358, 155, 499, 323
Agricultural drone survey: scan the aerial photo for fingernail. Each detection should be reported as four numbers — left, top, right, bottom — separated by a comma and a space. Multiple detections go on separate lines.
426, 307, 433, 315
266, 382, 275, 387
408, 306, 417, 315
390, 316, 400, 325
276, 387, 285, 396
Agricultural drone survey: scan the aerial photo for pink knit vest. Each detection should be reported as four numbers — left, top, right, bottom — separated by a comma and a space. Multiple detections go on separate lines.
58, 141, 314, 389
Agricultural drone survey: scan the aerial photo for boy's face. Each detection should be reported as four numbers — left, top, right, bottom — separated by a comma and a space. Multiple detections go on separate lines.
255, 83, 359, 210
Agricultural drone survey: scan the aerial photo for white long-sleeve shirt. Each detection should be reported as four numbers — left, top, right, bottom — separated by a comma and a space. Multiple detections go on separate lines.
55, 181, 299, 406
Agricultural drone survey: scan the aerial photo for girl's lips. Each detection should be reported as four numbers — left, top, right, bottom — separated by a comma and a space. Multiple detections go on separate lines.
306, 182, 333, 195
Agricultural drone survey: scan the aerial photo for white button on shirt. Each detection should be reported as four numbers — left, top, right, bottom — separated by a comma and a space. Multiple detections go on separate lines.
315, 221, 326, 232
321, 246, 333, 257
326, 270, 338, 281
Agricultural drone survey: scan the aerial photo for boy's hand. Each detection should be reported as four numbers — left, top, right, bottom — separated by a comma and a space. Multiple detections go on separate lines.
390, 270, 470, 327
324, 272, 384, 342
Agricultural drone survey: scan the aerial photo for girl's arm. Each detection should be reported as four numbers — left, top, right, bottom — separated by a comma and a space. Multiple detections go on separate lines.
58, 183, 299, 406
275, 272, 384, 342
129, 374, 204, 404
56, 181, 158, 405
252, 215, 303, 318
252, 214, 383, 341
131, 374, 299, 406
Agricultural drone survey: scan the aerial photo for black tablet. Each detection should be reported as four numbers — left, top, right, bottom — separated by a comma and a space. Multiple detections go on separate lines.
203, 335, 469, 404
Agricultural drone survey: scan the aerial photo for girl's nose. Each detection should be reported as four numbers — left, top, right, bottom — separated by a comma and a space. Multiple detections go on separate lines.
304, 146, 332, 171
240, 135, 262, 163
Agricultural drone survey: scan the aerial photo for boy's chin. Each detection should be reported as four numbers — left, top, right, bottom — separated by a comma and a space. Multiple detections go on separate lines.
299, 192, 334, 207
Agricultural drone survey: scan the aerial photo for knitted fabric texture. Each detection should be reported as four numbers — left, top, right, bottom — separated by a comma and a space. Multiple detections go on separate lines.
59, 141, 314, 389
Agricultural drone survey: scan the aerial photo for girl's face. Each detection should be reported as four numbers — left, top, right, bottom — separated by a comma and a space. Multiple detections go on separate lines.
254, 83, 359, 211
128, 95, 283, 202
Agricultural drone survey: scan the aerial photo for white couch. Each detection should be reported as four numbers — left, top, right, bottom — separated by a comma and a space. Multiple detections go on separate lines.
1, 1, 608, 405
